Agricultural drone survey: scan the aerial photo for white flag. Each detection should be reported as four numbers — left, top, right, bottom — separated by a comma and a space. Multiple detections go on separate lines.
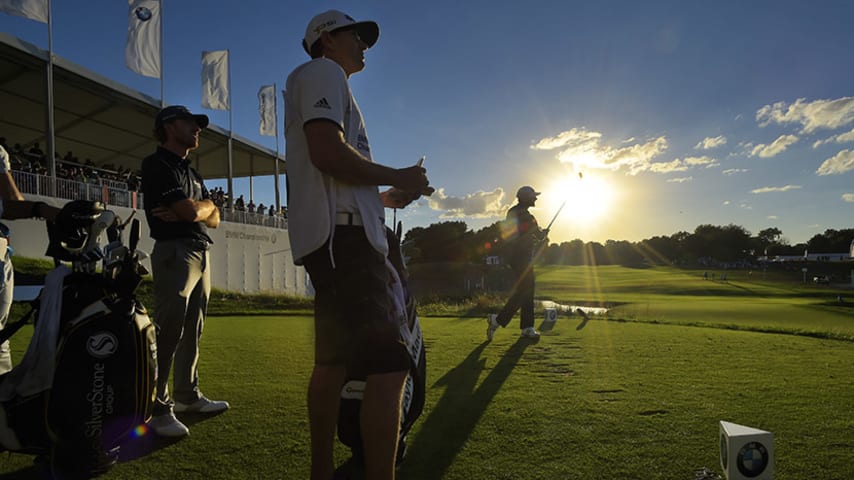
258, 85, 276, 136
201, 50, 229, 111
125, 0, 161, 78
0, 0, 48, 23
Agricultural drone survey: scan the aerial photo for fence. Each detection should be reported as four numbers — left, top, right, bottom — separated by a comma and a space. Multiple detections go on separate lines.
10, 170, 287, 230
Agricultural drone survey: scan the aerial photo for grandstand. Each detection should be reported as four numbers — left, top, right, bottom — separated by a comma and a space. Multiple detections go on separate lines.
0, 32, 307, 296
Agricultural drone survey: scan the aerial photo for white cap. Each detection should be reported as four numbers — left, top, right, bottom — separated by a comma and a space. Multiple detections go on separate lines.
302, 10, 379, 55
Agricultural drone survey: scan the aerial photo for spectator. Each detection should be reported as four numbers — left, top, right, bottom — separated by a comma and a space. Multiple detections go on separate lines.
28, 142, 43, 158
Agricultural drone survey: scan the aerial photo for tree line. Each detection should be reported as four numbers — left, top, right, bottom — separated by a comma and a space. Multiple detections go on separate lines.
401, 221, 854, 267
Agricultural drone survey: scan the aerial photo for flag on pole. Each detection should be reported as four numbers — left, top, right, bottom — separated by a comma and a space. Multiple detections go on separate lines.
258, 85, 276, 136
201, 50, 229, 110
0, 0, 48, 23
125, 0, 161, 78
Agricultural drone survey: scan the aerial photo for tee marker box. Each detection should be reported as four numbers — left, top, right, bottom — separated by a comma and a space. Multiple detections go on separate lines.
720, 420, 774, 480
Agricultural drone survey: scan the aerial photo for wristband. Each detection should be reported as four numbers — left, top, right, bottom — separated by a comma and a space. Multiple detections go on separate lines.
30, 201, 47, 219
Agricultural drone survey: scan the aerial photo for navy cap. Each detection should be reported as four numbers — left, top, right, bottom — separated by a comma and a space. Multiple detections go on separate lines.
155, 105, 209, 129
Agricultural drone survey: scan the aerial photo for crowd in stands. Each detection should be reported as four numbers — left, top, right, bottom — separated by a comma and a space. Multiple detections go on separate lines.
1, 135, 287, 227
1, 137, 142, 191
231, 193, 287, 217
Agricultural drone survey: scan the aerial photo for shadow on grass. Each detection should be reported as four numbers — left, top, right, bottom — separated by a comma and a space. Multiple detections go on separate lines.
116, 410, 226, 462
0, 465, 42, 480
0, 412, 226, 478
399, 338, 536, 479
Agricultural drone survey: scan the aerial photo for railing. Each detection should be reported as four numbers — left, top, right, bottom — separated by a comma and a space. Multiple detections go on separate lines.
12, 170, 142, 209
221, 208, 288, 229
10, 170, 287, 230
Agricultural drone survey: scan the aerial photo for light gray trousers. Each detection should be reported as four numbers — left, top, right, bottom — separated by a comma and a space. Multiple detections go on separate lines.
150, 239, 210, 415
0, 251, 13, 374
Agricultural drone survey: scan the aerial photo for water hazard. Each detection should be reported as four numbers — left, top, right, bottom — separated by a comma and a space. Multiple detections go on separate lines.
541, 300, 608, 316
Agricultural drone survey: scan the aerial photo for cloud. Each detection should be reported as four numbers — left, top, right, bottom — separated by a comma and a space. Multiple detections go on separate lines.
842, 193, 854, 203
756, 96, 854, 133
722, 168, 749, 175
767, 215, 778, 219
647, 159, 688, 173
684, 156, 719, 168
816, 149, 854, 175
812, 127, 854, 148
667, 176, 692, 183
532, 128, 669, 175
531, 128, 602, 150
722, 200, 731, 205
751, 185, 802, 194
749, 134, 799, 158
694, 135, 727, 150
426, 187, 507, 218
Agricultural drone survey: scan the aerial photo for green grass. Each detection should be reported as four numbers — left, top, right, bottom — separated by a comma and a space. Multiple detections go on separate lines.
1, 265, 853, 479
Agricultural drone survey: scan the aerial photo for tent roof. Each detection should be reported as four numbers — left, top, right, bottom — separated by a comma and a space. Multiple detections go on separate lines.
0, 32, 284, 179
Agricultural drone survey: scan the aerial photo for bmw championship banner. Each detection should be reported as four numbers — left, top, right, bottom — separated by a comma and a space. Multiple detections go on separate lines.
258, 85, 277, 136
125, 0, 161, 78
0, 0, 48, 23
201, 50, 230, 111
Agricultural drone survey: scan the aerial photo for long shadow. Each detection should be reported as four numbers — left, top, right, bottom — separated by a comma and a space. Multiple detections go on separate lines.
0, 412, 225, 478
0, 464, 42, 480
399, 338, 536, 479
116, 411, 226, 462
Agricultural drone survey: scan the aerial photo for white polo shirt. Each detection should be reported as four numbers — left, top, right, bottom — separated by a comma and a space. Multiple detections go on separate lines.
284, 58, 388, 265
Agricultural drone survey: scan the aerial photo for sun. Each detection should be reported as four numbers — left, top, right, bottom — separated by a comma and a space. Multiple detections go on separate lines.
541, 173, 613, 228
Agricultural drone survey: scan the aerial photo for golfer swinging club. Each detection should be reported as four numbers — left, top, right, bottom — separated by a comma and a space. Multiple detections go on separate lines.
488, 186, 549, 340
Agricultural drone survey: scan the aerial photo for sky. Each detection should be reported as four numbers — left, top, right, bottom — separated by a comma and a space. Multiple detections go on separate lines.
2, 0, 854, 246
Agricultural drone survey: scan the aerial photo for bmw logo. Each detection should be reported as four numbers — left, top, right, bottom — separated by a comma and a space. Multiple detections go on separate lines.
87, 332, 118, 358
134, 7, 152, 22
737, 441, 768, 477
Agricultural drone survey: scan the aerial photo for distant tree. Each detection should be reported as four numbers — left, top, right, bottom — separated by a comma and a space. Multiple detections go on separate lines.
807, 228, 854, 253
638, 235, 681, 264
402, 221, 470, 263
753, 227, 784, 256
686, 224, 752, 262
604, 239, 644, 265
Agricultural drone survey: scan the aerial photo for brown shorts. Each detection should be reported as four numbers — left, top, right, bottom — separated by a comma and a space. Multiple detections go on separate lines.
302, 226, 410, 375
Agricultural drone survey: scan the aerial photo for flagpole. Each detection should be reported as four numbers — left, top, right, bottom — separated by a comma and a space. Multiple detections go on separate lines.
273, 82, 281, 211
45, 0, 56, 196
226, 49, 234, 210
159, 0, 164, 107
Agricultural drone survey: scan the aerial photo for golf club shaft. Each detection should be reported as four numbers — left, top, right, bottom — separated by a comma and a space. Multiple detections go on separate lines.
545, 201, 566, 231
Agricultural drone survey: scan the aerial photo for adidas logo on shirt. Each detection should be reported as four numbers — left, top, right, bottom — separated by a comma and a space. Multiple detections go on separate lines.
313, 98, 331, 109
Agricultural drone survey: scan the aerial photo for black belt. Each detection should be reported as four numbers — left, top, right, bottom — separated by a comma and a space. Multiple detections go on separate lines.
160, 237, 211, 252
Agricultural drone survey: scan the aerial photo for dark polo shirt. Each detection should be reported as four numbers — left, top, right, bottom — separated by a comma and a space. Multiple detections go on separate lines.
141, 146, 213, 245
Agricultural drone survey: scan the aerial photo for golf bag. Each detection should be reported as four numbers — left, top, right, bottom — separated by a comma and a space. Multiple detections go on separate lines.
0, 201, 156, 479
336, 227, 427, 469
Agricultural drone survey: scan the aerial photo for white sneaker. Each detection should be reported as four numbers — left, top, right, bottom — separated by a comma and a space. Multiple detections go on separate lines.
174, 396, 230, 414
520, 327, 540, 338
149, 412, 189, 437
486, 314, 500, 341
